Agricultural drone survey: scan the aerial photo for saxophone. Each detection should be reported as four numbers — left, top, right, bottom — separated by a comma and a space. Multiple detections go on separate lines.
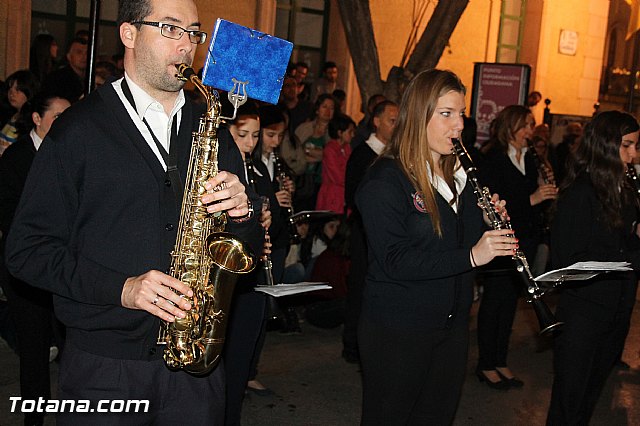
157, 63, 256, 375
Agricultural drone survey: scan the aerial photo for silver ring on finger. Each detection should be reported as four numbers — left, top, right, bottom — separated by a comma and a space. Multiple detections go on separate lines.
152, 294, 159, 305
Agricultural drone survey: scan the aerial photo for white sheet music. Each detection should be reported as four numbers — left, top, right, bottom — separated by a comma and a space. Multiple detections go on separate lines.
255, 282, 331, 297
534, 261, 632, 283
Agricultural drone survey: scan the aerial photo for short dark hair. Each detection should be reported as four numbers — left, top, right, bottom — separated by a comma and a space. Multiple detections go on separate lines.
66, 37, 87, 53
372, 100, 397, 119
6, 70, 40, 101
295, 61, 309, 71
367, 94, 385, 111
332, 89, 346, 102
323, 61, 337, 72
117, 0, 152, 28
328, 114, 355, 139
17, 92, 66, 135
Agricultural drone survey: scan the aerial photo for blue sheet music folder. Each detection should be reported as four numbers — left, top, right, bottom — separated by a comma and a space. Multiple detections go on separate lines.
201, 19, 293, 105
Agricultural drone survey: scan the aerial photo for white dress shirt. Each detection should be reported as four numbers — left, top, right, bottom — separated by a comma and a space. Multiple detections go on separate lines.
112, 73, 185, 170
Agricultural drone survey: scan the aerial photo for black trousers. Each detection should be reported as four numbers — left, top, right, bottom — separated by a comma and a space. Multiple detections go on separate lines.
223, 290, 266, 426
359, 319, 469, 426
476, 270, 520, 370
342, 218, 367, 357
248, 247, 286, 381
57, 343, 225, 425
4, 274, 54, 426
546, 306, 631, 425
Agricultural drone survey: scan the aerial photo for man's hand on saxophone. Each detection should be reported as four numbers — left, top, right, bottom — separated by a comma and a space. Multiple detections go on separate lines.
202, 170, 251, 217
121, 270, 193, 322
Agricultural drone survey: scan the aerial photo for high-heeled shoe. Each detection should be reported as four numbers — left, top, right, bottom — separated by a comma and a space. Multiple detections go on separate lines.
496, 369, 524, 388
475, 368, 510, 390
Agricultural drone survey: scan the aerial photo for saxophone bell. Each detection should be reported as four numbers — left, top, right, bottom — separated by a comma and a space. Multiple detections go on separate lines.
159, 63, 257, 375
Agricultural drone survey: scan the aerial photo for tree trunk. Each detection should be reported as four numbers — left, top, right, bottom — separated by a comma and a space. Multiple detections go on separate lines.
339, 0, 469, 104
336, 0, 384, 111
406, 0, 469, 74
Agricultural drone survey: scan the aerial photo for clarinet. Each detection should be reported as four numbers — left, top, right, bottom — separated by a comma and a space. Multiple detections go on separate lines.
526, 139, 555, 185
526, 139, 554, 237
244, 157, 276, 287
626, 163, 640, 199
451, 138, 563, 335
273, 148, 300, 243
245, 157, 280, 321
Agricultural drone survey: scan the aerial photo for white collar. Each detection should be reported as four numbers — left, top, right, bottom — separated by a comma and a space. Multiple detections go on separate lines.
425, 160, 468, 213
30, 129, 43, 151
123, 72, 185, 120
507, 143, 528, 175
365, 133, 386, 155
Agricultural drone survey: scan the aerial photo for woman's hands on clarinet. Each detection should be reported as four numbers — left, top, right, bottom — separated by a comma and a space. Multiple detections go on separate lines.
481, 193, 510, 227
472, 193, 517, 267
260, 207, 272, 258
275, 176, 295, 208
530, 181, 558, 206
470, 229, 517, 267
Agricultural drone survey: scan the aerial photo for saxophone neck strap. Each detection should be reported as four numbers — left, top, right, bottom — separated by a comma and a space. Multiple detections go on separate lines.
121, 78, 183, 206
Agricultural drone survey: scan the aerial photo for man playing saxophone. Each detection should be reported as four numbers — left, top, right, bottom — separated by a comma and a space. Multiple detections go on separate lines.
5, 0, 263, 424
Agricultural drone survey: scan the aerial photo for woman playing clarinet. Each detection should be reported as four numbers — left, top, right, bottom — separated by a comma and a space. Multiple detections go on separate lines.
222, 101, 281, 426
355, 69, 517, 425
475, 105, 557, 390
547, 111, 640, 425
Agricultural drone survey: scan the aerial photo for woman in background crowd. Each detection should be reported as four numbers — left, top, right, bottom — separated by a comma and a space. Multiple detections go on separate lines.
29, 34, 58, 83
316, 114, 355, 214
294, 94, 336, 211
0, 70, 39, 155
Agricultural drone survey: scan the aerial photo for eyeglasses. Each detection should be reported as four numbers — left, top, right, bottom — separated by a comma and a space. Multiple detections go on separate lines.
131, 21, 207, 45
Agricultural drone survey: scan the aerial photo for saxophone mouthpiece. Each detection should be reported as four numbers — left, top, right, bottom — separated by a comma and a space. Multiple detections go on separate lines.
175, 63, 195, 82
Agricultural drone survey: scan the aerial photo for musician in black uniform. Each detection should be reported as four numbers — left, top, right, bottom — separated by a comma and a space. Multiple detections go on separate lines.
255, 104, 294, 282
342, 100, 398, 363
0, 92, 70, 426
223, 101, 281, 425
356, 69, 517, 425
547, 111, 640, 425
476, 105, 557, 389
5, 1, 262, 423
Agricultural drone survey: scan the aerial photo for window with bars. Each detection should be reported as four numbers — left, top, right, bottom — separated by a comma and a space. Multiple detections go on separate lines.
496, 0, 527, 63
31, 0, 121, 61
275, 0, 329, 80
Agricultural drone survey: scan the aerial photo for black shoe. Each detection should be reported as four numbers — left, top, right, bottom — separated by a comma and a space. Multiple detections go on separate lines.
279, 307, 302, 334
496, 369, 524, 388
476, 368, 510, 390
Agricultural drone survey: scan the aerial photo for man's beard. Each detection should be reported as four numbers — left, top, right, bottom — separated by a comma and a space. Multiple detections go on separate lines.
137, 50, 191, 93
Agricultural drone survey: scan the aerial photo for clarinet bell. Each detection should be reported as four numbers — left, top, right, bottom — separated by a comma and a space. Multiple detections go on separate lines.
266, 296, 281, 321
529, 298, 563, 335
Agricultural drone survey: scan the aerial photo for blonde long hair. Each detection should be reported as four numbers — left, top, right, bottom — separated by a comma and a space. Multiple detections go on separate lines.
383, 69, 466, 237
